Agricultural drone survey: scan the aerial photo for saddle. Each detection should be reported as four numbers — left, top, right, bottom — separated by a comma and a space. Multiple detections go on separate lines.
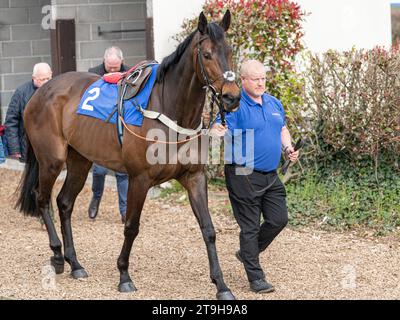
103, 60, 158, 145
103, 60, 157, 100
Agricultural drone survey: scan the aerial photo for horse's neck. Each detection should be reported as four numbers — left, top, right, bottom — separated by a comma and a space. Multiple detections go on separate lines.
158, 54, 205, 129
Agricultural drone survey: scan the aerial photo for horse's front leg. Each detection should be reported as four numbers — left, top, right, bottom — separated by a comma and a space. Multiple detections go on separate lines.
179, 171, 235, 300
117, 175, 151, 292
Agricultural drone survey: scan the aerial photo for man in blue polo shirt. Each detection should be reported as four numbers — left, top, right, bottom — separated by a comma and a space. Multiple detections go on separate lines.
211, 59, 299, 294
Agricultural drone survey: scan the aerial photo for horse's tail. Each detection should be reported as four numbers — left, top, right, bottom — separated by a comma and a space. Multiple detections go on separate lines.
15, 137, 40, 217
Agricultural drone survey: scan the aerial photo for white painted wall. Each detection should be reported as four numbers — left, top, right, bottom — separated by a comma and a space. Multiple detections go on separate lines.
151, 0, 204, 62
150, 0, 393, 58
297, 0, 392, 52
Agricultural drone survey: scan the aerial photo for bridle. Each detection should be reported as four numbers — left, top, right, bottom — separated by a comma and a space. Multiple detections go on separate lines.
118, 34, 238, 145
196, 36, 237, 127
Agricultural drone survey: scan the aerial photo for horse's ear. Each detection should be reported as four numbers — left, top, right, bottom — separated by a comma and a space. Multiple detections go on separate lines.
220, 10, 231, 32
198, 12, 208, 35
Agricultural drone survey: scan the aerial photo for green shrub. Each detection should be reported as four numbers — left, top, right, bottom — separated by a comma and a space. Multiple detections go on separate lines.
286, 157, 400, 234
302, 47, 400, 174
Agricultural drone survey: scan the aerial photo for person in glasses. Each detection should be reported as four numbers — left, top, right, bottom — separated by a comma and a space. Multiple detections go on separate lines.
4, 62, 52, 162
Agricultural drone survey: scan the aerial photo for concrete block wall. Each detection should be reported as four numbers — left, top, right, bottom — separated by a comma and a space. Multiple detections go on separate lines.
0, 0, 147, 123
53, 0, 147, 72
0, 0, 51, 123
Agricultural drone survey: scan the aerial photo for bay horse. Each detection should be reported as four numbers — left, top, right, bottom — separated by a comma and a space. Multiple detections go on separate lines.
16, 11, 240, 300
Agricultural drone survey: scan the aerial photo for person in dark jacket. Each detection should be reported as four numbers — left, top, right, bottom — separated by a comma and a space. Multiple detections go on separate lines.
4, 62, 52, 162
4, 62, 53, 230
87, 46, 129, 223
89, 46, 129, 75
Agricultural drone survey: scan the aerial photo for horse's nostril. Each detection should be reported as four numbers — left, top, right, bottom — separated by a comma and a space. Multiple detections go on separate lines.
222, 94, 237, 105
222, 93, 241, 109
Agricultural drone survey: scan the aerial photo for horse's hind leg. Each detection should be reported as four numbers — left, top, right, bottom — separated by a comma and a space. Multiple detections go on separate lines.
56, 147, 92, 279
38, 160, 65, 274
179, 171, 235, 300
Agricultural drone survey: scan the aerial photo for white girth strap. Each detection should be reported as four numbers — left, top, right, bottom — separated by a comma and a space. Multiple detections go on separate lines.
141, 109, 203, 136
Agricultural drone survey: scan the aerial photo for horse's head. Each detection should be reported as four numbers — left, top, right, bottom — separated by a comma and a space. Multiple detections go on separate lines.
194, 10, 241, 112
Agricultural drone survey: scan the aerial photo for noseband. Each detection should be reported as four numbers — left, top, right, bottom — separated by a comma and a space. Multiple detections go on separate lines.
196, 37, 236, 127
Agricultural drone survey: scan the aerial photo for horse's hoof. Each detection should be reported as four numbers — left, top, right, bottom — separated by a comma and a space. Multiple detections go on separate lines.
216, 290, 236, 300
71, 268, 88, 279
50, 257, 64, 274
118, 281, 137, 293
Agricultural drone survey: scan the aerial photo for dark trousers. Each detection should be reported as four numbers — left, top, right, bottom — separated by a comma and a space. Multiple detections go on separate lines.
92, 163, 128, 216
225, 165, 288, 282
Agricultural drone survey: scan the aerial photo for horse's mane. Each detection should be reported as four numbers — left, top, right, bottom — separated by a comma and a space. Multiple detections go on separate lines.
156, 22, 225, 83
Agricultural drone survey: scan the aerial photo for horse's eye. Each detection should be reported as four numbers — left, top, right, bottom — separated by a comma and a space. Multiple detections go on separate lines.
203, 52, 212, 60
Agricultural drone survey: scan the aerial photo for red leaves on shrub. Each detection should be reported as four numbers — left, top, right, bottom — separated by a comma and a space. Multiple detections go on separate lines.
175, 0, 307, 135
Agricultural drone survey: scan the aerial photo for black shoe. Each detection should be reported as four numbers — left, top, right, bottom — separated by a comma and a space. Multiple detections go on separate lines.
121, 215, 126, 224
88, 197, 101, 219
235, 250, 244, 263
250, 279, 275, 294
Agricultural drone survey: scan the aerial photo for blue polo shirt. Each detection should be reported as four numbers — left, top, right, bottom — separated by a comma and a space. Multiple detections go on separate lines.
217, 89, 286, 172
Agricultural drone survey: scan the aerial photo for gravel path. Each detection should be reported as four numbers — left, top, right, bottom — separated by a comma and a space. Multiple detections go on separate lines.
0, 168, 399, 300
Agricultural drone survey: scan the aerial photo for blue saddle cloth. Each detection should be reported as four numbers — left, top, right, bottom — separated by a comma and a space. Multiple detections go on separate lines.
77, 64, 159, 126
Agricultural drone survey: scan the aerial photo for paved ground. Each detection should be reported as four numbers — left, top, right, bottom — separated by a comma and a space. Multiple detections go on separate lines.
0, 166, 399, 300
